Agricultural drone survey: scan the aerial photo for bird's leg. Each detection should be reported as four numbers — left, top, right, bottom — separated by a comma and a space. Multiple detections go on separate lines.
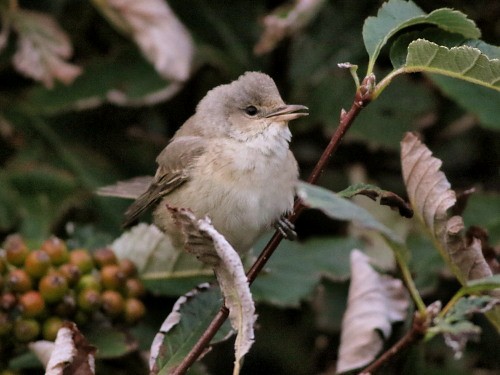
274, 216, 297, 241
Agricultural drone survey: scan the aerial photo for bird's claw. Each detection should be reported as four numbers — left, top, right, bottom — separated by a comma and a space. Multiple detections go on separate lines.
275, 217, 297, 241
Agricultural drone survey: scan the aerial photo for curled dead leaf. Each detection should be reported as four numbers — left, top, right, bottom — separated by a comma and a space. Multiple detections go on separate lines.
37, 321, 96, 375
168, 206, 256, 375
10, 10, 82, 88
400, 132, 492, 284
93, 0, 194, 82
336, 250, 409, 373
254, 0, 325, 55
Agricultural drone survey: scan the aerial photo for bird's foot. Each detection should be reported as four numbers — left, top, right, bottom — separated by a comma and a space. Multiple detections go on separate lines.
274, 217, 297, 241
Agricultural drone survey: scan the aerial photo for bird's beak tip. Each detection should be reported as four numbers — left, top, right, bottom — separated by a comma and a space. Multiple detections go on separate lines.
266, 104, 309, 122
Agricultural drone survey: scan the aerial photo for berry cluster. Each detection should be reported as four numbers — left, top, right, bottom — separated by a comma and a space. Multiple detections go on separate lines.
0, 235, 145, 345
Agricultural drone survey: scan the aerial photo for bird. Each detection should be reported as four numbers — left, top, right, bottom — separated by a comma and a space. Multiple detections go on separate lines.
98, 71, 308, 255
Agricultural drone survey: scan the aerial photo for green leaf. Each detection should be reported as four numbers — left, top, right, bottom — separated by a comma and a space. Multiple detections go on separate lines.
0, 174, 21, 231
84, 325, 138, 359
464, 274, 500, 292
8, 351, 43, 370
110, 224, 214, 296
403, 40, 500, 90
427, 295, 498, 357
251, 235, 361, 307
359, 77, 435, 147
363, 0, 480, 73
462, 193, 500, 245
389, 30, 500, 128
407, 233, 445, 293
337, 183, 413, 218
151, 285, 231, 374
297, 182, 403, 244
430, 75, 500, 129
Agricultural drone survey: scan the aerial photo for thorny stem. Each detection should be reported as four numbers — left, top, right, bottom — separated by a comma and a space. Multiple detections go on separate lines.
359, 312, 428, 375
171, 75, 376, 375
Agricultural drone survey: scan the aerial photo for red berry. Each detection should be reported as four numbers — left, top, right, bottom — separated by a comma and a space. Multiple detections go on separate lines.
92, 248, 117, 269
77, 289, 101, 312
40, 237, 69, 266
58, 263, 81, 286
100, 264, 125, 290
24, 250, 51, 278
69, 249, 94, 274
1, 292, 17, 310
123, 298, 146, 325
124, 278, 145, 298
101, 290, 125, 317
19, 291, 46, 318
4, 234, 29, 266
39, 274, 68, 304
7, 269, 33, 293
118, 258, 137, 278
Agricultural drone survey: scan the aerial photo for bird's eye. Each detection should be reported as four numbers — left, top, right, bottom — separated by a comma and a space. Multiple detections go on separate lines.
244, 106, 258, 116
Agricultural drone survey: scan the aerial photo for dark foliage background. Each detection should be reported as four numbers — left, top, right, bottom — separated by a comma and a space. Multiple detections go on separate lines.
0, 0, 499, 374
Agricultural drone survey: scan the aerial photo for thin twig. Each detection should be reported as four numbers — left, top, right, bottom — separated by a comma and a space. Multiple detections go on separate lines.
359, 312, 428, 375
171, 75, 375, 375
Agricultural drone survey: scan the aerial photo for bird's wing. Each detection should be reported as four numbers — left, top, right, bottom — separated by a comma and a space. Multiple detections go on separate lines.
122, 136, 207, 227
96, 176, 154, 199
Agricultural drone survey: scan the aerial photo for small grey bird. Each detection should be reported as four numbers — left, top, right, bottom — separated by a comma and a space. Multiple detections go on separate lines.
98, 72, 308, 254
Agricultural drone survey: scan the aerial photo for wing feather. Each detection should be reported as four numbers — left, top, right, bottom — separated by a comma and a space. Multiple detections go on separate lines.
122, 136, 207, 227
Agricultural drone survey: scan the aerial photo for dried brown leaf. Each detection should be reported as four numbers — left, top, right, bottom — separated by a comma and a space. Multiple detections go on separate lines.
336, 250, 409, 373
254, 0, 325, 55
168, 206, 256, 375
401, 132, 492, 284
92, 0, 194, 81
10, 10, 81, 88
39, 322, 96, 375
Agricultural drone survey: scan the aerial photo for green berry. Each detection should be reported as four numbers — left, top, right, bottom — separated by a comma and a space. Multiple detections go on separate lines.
39, 273, 68, 304
14, 318, 40, 342
42, 316, 64, 341
100, 264, 125, 290
123, 298, 145, 325
4, 234, 30, 267
92, 248, 117, 269
7, 269, 33, 293
24, 250, 51, 279
77, 289, 101, 312
76, 273, 101, 293
40, 236, 69, 265
19, 291, 46, 318
69, 249, 94, 274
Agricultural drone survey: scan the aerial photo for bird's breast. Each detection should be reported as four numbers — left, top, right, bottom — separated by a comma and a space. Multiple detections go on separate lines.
156, 134, 298, 253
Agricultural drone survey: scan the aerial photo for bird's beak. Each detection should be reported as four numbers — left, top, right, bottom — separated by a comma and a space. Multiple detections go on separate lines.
266, 104, 309, 122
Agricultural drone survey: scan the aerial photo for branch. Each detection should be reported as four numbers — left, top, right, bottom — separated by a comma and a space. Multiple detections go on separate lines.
358, 311, 429, 375
171, 75, 376, 375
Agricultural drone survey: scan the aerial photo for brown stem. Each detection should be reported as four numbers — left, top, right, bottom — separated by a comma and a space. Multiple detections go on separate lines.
359, 312, 428, 375
171, 75, 375, 375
